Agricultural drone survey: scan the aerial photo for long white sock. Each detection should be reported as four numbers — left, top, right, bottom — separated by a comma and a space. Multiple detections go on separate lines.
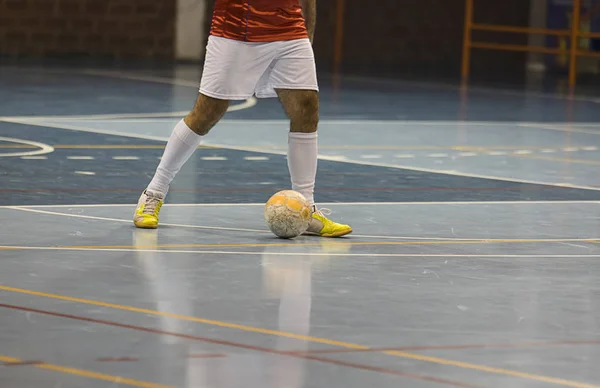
147, 119, 202, 196
287, 132, 318, 206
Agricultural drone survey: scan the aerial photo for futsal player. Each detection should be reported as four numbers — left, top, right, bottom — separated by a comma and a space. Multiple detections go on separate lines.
134, 0, 352, 237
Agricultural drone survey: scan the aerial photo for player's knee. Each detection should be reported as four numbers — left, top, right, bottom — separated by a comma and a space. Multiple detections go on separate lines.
290, 92, 319, 133
185, 95, 229, 136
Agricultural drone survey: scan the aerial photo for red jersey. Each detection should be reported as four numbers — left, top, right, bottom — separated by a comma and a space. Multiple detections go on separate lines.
210, 0, 308, 42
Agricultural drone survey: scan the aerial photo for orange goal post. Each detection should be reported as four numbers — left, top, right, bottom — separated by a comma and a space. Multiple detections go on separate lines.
461, 0, 600, 90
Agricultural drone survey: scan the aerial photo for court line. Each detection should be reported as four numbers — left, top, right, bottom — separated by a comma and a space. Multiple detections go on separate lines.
0, 68, 257, 121
6, 206, 600, 242
6, 117, 599, 192
6, 206, 269, 234
517, 154, 600, 166
2, 186, 594, 194
519, 123, 600, 136
80, 70, 258, 113
220, 119, 600, 126
313, 155, 600, 192
0, 287, 597, 388
291, 339, 600, 355
0, 100, 256, 121
5, 200, 599, 208
1, 245, 599, 258
0, 99, 257, 121
0, 355, 173, 388
19, 237, 599, 251
0, 303, 481, 388
0, 118, 173, 142
2, 143, 576, 151
0, 136, 54, 158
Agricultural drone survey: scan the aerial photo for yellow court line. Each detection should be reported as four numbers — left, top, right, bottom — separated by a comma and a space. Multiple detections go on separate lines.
382, 350, 600, 388
517, 154, 600, 166
57, 238, 600, 250
0, 355, 174, 388
0, 285, 363, 348
0, 285, 598, 388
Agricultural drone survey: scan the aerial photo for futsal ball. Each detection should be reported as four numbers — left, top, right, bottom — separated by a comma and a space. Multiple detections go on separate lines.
264, 190, 312, 239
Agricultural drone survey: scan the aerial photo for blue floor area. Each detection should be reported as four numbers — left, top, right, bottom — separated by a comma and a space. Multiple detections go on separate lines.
3, 66, 600, 122
1, 123, 599, 206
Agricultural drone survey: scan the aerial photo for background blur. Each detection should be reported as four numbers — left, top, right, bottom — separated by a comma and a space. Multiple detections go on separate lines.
1, 0, 599, 91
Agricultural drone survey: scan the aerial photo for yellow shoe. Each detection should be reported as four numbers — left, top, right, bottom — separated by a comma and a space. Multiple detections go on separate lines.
133, 190, 165, 229
305, 207, 352, 238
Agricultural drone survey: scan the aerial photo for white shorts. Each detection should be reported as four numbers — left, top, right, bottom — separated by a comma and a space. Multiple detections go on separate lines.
199, 36, 319, 100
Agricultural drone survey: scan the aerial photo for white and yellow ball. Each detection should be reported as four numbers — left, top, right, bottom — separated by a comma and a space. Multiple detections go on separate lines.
264, 190, 312, 239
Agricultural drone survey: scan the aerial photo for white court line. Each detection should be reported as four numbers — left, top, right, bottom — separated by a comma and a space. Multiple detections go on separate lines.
3, 200, 599, 209
244, 156, 269, 161
2, 111, 189, 121
1, 245, 599, 258
5, 206, 600, 242
7, 207, 270, 234
20, 156, 48, 160
220, 120, 600, 127
201, 156, 228, 161
112, 156, 140, 160
0, 99, 256, 121
0, 136, 54, 158
0, 118, 172, 142
3, 118, 600, 191
67, 156, 94, 160
0, 68, 257, 121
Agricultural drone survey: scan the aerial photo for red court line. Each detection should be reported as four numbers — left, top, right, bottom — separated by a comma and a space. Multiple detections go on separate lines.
187, 353, 227, 359
97, 357, 139, 362
3, 360, 44, 366
96, 354, 226, 362
0, 303, 481, 388
289, 340, 600, 355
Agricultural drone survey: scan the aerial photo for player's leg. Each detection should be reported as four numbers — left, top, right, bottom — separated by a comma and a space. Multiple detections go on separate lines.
150, 94, 229, 191
276, 88, 351, 237
133, 94, 229, 229
134, 36, 275, 229
263, 38, 351, 237
276, 88, 319, 206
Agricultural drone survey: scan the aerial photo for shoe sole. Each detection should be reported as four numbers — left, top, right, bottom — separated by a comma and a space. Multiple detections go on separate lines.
133, 220, 158, 229
304, 228, 353, 238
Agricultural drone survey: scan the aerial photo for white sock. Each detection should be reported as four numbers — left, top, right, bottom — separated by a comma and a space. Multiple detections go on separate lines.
287, 132, 318, 206
147, 119, 202, 196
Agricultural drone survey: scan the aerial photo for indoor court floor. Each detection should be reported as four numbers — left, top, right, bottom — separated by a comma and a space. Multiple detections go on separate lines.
0, 65, 599, 388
